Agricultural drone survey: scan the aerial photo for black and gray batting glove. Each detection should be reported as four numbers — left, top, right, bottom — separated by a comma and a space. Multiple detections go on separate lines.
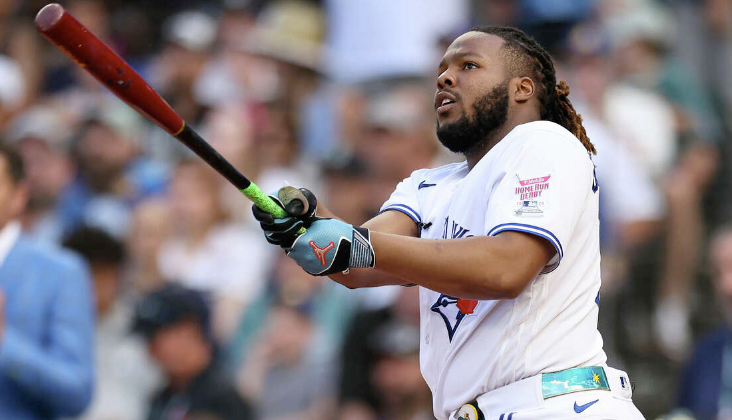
251, 187, 318, 248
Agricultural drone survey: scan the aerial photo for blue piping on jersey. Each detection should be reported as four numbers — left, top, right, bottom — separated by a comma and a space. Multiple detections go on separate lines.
378, 204, 422, 224
487, 223, 563, 273
488, 223, 563, 256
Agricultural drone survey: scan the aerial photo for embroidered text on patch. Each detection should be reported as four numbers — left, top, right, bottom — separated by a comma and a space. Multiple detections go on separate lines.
514, 174, 550, 217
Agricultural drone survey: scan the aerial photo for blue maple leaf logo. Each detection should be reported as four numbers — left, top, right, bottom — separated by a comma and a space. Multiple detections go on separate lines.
430, 294, 477, 341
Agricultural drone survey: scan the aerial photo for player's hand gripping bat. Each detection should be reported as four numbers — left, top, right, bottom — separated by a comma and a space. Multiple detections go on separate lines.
34, 3, 307, 227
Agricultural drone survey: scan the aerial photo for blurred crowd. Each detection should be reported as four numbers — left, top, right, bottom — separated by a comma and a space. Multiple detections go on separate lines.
0, 0, 731, 419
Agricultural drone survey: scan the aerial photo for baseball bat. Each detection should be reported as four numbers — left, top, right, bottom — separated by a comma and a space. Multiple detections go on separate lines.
34, 3, 293, 220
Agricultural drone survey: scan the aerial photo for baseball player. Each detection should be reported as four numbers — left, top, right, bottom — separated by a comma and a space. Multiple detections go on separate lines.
253, 26, 645, 420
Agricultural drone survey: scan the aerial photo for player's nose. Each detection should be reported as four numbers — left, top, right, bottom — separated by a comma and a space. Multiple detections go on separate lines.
437, 69, 455, 89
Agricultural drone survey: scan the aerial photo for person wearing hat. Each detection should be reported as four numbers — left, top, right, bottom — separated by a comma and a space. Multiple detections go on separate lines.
133, 284, 253, 420
7, 106, 75, 244
63, 226, 161, 420
58, 102, 168, 240
369, 321, 433, 420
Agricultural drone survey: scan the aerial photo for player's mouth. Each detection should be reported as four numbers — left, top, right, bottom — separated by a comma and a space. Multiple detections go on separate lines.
435, 91, 458, 115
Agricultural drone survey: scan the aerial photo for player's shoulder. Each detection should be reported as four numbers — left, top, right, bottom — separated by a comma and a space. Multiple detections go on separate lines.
503, 121, 588, 158
408, 161, 467, 183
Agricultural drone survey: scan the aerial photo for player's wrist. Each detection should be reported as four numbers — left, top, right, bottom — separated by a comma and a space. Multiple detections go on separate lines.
286, 220, 375, 276
349, 226, 375, 270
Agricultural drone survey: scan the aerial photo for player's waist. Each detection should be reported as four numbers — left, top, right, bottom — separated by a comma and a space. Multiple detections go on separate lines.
451, 366, 632, 420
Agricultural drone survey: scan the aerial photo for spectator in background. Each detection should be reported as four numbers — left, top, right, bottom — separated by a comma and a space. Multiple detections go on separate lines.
228, 253, 356, 374
675, 226, 732, 419
158, 160, 274, 340
518, 0, 595, 55
236, 0, 326, 109
126, 197, 171, 294
6, 106, 75, 244
0, 143, 94, 419
193, 6, 281, 108
58, 103, 168, 239
321, 154, 384, 226
150, 10, 218, 125
134, 284, 253, 420
45, 0, 117, 116
338, 287, 421, 420
201, 102, 318, 224
63, 226, 162, 420
369, 321, 433, 420
324, 0, 468, 83
672, 0, 732, 225
320, 154, 405, 309
0, 53, 26, 127
353, 80, 446, 186
236, 294, 337, 420
0, 0, 41, 108
604, 1, 721, 360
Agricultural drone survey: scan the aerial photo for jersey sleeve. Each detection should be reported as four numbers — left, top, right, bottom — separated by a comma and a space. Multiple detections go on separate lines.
378, 170, 425, 226
484, 133, 594, 273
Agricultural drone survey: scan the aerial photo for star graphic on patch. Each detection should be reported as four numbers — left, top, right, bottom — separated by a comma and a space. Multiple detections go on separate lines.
592, 372, 600, 383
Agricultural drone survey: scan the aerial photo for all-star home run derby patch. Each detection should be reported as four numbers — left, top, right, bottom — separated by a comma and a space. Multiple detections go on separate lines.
514, 174, 550, 217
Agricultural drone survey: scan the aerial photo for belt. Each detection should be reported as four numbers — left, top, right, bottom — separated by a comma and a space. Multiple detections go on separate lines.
455, 366, 630, 420
541, 366, 610, 398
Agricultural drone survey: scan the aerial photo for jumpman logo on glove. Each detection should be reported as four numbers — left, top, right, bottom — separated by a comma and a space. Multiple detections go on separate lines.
309, 241, 335, 266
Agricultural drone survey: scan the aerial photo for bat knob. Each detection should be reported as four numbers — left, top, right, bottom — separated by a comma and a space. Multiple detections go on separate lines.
285, 199, 305, 216
278, 186, 309, 216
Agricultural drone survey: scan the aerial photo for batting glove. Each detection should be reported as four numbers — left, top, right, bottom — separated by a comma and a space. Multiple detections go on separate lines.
251, 188, 318, 248
286, 218, 375, 276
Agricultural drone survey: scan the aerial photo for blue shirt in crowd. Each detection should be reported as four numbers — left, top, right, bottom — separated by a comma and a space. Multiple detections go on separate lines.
677, 325, 732, 419
0, 222, 95, 420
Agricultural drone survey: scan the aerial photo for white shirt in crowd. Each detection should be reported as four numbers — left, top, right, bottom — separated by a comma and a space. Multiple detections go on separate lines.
158, 223, 274, 306
0, 221, 20, 269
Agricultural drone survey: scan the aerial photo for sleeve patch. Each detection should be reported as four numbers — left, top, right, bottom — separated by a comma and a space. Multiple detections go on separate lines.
514, 174, 551, 217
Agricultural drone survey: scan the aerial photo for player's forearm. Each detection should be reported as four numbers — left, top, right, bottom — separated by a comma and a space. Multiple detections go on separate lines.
329, 269, 409, 289
369, 231, 548, 300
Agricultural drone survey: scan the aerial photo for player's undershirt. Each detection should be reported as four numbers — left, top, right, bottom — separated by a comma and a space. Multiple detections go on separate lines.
379, 121, 607, 420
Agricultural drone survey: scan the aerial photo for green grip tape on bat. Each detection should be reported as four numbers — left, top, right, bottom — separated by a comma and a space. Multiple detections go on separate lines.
240, 183, 307, 234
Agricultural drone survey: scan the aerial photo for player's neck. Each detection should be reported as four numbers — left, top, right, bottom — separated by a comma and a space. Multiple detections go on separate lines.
465, 114, 541, 170
463, 125, 513, 170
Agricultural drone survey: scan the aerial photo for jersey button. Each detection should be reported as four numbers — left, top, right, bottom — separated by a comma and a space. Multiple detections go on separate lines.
425, 334, 430, 344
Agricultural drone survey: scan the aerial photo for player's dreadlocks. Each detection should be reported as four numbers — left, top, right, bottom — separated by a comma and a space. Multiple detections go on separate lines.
471, 26, 596, 155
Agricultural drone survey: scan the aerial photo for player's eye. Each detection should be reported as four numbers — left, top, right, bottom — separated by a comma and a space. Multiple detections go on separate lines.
463, 62, 478, 70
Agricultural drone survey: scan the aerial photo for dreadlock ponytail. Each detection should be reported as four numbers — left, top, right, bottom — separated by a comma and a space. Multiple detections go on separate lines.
551, 81, 595, 155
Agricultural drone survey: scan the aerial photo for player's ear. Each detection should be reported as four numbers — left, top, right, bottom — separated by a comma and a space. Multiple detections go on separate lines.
512, 76, 535, 104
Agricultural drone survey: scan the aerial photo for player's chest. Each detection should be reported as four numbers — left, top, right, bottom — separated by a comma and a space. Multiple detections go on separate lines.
417, 177, 495, 240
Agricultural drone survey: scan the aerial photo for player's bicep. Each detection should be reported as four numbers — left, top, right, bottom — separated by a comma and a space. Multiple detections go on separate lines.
492, 230, 556, 283
362, 209, 420, 237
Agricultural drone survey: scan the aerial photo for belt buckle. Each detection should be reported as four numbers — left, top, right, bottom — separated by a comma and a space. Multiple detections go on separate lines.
457, 401, 484, 420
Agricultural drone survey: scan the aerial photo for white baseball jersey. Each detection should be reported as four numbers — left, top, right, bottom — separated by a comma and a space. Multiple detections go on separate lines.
379, 121, 607, 420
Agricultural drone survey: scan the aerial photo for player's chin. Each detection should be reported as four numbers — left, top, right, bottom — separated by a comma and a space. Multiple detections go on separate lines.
436, 110, 461, 127
435, 108, 460, 126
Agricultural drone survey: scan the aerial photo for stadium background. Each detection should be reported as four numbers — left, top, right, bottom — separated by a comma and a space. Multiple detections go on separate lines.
1, 0, 731, 418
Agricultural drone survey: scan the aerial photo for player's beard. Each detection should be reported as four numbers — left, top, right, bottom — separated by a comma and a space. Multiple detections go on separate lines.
436, 81, 509, 155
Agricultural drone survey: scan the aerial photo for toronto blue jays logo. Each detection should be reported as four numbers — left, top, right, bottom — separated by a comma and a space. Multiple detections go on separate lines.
442, 216, 473, 240
431, 294, 477, 341
432, 216, 477, 341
